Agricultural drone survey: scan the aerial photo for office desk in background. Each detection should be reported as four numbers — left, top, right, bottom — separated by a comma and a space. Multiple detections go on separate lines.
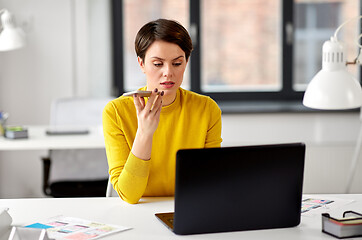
1, 195, 361, 239
0, 125, 105, 151
0, 125, 107, 198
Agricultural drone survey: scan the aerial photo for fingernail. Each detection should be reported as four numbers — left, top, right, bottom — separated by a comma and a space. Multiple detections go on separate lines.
161, 91, 164, 96
154, 88, 158, 93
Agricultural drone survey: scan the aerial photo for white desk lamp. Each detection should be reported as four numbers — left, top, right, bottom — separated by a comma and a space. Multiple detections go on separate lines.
303, 16, 362, 193
0, 9, 25, 51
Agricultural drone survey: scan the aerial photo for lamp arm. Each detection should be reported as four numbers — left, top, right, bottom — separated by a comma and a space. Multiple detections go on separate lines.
358, 33, 362, 49
333, 15, 362, 65
334, 15, 362, 42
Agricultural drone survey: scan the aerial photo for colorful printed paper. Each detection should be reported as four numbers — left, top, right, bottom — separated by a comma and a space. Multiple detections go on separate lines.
25, 216, 130, 240
302, 198, 334, 213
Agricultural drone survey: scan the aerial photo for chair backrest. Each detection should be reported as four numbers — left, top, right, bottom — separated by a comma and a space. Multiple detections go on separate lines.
48, 97, 113, 184
106, 176, 113, 197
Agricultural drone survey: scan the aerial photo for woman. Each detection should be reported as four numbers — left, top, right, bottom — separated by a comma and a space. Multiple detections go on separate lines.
103, 19, 222, 204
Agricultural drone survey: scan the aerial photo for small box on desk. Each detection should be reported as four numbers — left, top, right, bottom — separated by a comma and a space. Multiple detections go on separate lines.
322, 211, 362, 238
4, 126, 28, 139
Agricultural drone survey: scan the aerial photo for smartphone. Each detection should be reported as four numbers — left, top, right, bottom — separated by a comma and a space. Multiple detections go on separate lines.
122, 90, 152, 97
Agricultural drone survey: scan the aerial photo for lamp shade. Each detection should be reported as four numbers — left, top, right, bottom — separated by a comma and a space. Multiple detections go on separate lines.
303, 38, 362, 110
0, 10, 25, 51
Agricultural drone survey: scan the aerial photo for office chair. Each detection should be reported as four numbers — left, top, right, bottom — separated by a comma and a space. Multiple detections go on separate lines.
106, 176, 113, 197
42, 97, 113, 197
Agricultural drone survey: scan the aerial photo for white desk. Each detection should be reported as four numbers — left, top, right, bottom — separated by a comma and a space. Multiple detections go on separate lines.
1, 195, 361, 239
0, 125, 107, 198
0, 125, 105, 151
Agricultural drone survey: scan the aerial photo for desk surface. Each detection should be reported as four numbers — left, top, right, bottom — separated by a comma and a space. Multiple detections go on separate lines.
1, 195, 361, 239
0, 125, 105, 151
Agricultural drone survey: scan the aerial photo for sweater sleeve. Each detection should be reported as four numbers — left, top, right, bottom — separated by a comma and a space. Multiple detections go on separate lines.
205, 98, 223, 148
102, 101, 151, 204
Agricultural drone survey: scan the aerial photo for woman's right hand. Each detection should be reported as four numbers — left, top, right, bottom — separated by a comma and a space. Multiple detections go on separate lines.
128, 89, 163, 161
131, 88, 163, 160
133, 88, 164, 137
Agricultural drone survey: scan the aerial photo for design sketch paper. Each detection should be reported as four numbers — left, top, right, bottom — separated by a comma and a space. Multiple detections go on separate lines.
25, 216, 131, 240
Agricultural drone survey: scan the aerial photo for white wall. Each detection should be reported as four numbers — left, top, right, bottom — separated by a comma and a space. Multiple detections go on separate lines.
0, 0, 361, 198
222, 113, 362, 194
0, 0, 112, 198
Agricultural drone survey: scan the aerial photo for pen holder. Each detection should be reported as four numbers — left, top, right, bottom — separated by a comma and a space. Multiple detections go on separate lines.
0, 112, 9, 136
0, 120, 5, 136
0, 124, 3, 136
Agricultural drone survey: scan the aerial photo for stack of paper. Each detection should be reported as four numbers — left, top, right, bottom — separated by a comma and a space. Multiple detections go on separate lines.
322, 211, 362, 238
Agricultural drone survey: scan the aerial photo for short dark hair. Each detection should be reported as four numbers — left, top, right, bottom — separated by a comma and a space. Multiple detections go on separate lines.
135, 19, 193, 61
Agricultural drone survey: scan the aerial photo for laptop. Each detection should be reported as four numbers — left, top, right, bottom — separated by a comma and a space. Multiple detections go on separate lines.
155, 143, 305, 235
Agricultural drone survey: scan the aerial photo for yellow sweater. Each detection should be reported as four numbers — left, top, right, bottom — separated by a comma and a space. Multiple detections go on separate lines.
102, 87, 222, 203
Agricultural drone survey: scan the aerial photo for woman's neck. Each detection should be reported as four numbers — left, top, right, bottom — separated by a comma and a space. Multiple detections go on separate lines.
162, 93, 177, 106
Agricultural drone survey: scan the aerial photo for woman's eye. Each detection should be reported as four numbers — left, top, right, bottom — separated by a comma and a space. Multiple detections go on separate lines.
154, 63, 162, 67
173, 62, 182, 66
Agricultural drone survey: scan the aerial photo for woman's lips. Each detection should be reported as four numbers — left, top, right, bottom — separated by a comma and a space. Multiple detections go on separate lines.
160, 81, 175, 89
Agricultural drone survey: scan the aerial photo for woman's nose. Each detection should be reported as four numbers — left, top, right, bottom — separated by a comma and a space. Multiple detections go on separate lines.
163, 64, 173, 78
